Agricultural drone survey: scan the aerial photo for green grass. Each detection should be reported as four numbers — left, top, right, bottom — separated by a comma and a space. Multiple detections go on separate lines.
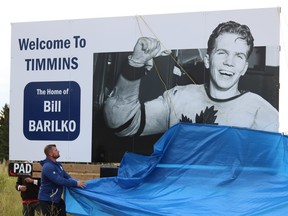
0, 160, 22, 216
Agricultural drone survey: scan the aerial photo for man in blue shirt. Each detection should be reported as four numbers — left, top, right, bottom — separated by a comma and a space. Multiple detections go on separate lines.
38, 144, 86, 216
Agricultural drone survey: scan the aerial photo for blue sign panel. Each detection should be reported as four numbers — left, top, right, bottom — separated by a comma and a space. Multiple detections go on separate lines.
23, 81, 81, 140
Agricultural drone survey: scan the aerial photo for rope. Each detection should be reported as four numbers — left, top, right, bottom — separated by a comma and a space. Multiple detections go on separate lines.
136, 15, 197, 85
135, 15, 180, 122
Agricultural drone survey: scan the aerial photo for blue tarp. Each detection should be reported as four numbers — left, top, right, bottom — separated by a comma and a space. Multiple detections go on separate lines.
65, 123, 288, 215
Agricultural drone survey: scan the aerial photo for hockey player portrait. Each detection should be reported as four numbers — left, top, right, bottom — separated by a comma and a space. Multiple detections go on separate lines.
102, 21, 279, 137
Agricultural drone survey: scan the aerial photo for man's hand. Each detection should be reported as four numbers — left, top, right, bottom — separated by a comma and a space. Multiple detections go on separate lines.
24, 177, 38, 185
24, 177, 34, 183
19, 185, 27, 192
77, 181, 86, 189
129, 37, 161, 68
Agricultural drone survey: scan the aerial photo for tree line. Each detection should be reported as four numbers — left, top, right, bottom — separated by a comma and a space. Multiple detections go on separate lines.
0, 104, 9, 161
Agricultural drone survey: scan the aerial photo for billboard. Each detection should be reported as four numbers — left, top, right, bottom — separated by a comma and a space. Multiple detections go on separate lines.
10, 8, 280, 162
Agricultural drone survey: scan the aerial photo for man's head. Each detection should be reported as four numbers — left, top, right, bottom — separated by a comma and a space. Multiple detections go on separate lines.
207, 21, 254, 58
44, 144, 60, 160
204, 21, 254, 98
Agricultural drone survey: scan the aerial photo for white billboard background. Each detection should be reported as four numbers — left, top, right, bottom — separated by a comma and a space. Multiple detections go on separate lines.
10, 8, 280, 162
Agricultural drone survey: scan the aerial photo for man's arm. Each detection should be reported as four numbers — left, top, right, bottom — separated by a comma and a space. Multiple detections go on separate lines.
43, 164, 85, 188
103, 37, 170, 137
103, 69, 143, 137
15, 176, 24, 191
24, 177, 40, 186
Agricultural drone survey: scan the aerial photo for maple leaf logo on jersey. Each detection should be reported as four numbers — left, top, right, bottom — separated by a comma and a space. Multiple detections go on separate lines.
180, 106, 218, 125
180, 114, 193, 123
195, 106, 218, 124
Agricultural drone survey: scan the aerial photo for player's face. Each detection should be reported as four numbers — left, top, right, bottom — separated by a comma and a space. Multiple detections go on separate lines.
50, 146, 60, 159
204, 33, 249, 92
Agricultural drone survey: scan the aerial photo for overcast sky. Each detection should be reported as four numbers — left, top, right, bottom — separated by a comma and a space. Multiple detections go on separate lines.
1, 0, 288, 130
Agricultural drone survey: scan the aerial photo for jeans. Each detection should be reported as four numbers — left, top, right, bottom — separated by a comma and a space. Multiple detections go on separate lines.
22, 202, 40, 216
39, 199, 66, 216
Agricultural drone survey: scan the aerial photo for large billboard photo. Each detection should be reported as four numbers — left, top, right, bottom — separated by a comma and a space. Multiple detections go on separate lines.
10, 8, 280, 162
